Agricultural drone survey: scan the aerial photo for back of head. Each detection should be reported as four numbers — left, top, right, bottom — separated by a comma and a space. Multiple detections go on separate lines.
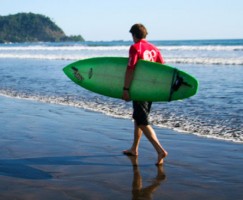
129, 24, 148, 39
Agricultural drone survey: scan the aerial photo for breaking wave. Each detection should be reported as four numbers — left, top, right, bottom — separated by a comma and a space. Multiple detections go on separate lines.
1, 43, 242, 65
1, 89, 242, 143
0, 53, 242, 65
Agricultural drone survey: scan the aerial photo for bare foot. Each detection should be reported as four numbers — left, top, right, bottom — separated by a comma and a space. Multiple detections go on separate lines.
123, 149, 138, 156
156, 151, 168, 165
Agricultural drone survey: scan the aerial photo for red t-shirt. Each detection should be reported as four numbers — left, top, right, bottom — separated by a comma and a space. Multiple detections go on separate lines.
127, 39, 165, 70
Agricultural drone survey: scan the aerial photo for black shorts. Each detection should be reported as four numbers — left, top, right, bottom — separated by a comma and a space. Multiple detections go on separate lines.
132, 101, 152, 126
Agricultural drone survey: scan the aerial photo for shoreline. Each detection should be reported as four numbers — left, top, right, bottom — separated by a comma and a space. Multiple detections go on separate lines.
0, 96, 243, 199
1, 92, 242, 145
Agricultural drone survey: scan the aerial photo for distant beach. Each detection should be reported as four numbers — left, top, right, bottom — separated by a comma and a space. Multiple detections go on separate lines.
0, 96, 243, 199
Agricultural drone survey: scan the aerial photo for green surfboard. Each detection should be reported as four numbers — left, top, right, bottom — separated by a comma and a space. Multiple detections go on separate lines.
63, 57, 198, 102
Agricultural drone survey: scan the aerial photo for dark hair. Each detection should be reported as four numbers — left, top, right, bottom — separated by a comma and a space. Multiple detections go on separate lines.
129, 23, 148, 39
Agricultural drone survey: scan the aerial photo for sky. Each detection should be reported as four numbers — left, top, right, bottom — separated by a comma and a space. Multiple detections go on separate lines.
1, 0, 243, 41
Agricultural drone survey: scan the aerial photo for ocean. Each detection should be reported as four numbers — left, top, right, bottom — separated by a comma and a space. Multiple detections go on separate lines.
0, 39, 242, 143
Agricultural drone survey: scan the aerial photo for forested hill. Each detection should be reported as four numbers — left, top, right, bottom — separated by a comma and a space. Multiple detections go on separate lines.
0, 13, 84, 43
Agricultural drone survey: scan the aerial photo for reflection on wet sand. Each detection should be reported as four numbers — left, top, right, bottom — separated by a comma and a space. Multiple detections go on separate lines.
126, 156, 166, 200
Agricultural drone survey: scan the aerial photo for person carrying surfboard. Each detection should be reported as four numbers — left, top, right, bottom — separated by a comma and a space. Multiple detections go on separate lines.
122, 23, 168, 165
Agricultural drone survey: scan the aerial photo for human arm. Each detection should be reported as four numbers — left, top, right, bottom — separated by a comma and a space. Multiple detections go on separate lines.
122, 44, 139, 101
122, 68, 135, 101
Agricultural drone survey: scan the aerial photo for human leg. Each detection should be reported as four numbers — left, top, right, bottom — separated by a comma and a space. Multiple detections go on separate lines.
124, 101, 168, 163
123, 122, 142, 156
139, 125, 168, 165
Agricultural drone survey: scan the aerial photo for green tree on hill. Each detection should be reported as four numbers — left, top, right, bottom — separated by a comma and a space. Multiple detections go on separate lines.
0, 13, 84, 43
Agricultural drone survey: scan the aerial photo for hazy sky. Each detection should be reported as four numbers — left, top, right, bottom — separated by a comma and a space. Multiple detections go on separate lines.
1, 0, 242, 41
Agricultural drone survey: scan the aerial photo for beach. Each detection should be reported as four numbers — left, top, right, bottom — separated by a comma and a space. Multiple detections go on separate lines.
0, 39, 242, 199
1, 95, 243, 200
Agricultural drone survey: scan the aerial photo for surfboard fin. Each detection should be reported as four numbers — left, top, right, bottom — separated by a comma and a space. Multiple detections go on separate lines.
169, 69, 192, 101
172, 75, 192, 91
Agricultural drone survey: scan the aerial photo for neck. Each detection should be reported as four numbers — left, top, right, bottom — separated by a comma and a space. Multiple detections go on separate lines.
133, 38, 146, 43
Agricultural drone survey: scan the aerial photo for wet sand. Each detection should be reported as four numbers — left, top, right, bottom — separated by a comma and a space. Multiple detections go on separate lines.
0, 96, 243, 200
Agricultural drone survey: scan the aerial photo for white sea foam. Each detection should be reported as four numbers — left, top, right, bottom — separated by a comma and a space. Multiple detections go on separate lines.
0, 45, 243, 51
1, 53, 242, 65
1, 89, 242, 143
0, 45, 129, 51
0, 53, 88, 60
1, 43, 242, 65
158, 45, 243, 51
166, 57, 243, 65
